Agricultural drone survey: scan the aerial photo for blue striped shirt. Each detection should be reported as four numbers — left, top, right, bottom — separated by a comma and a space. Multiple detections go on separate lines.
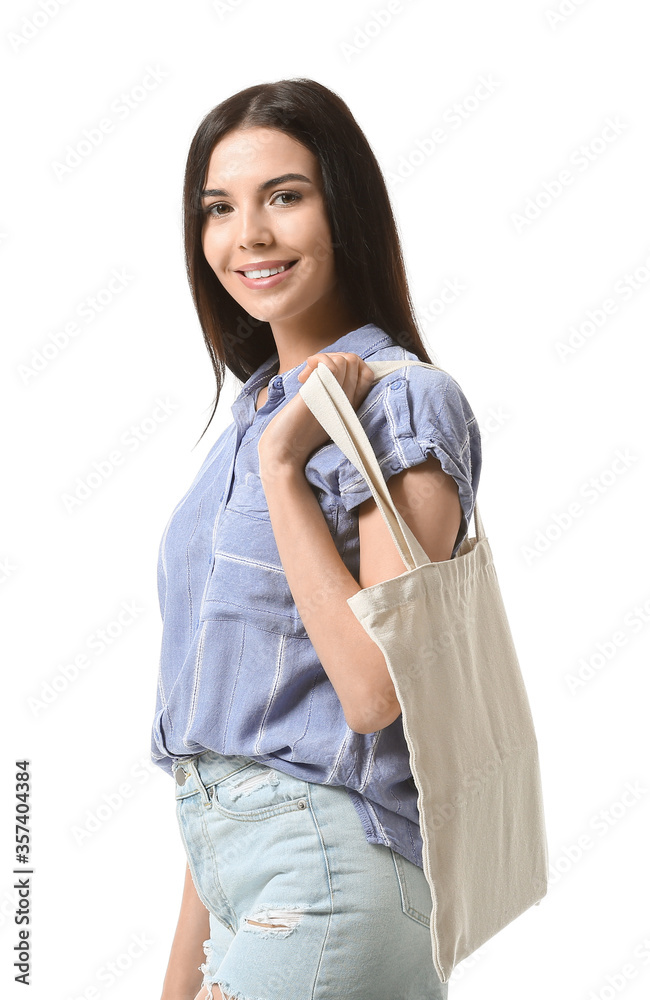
150, 323, 482, 867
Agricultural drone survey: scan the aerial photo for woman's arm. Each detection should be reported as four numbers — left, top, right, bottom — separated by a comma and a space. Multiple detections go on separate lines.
160, 863, 211, 1000
257, 447, 462, 735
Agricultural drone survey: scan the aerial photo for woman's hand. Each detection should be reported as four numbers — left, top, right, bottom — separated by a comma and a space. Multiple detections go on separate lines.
257, 351, 375, 471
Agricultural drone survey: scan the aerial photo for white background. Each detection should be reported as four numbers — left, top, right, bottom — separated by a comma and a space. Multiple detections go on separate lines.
1, 0, 649, 997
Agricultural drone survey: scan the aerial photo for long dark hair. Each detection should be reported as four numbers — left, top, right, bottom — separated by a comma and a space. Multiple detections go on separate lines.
183, 78, 436, 444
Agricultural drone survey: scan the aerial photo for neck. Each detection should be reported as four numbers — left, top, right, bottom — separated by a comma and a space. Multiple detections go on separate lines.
268, 291, 366, 375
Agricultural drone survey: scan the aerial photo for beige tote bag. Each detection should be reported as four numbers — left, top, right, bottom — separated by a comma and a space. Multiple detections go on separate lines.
299, 360, 549, 984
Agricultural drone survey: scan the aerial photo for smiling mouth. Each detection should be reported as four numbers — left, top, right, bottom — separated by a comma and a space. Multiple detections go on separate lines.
236, 260, 298, 279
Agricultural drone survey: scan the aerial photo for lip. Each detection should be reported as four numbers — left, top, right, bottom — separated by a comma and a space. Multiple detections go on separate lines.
234, 259, 298, 290
235, 259, 296, 271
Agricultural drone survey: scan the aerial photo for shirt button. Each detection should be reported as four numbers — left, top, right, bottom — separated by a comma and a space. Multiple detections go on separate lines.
272, 376, 283, 389
390, 379, 404, 390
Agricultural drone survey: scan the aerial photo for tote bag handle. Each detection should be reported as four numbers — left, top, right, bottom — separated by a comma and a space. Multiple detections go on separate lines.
299, 360, 485, 571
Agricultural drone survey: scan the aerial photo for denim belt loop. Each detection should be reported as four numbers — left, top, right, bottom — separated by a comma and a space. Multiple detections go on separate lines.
187, 755, 212, 807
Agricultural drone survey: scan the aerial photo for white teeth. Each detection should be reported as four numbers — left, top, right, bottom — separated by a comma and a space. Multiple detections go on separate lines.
242, 263, 292, 279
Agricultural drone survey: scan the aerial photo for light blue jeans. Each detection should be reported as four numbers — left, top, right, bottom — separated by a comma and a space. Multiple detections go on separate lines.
174, 750, 448, 999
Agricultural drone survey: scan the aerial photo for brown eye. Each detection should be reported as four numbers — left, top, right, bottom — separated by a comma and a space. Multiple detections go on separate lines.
272, 191, 301, 206
204, 203, 231, 218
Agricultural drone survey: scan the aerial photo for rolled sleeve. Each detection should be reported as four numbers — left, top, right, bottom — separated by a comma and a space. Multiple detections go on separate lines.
335, 365, 482, 551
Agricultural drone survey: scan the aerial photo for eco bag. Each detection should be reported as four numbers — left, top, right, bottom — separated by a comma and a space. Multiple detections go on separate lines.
299, 360, 549, 984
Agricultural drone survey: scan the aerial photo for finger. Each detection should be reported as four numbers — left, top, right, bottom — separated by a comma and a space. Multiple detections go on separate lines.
297, 354, 329, 382
301, 353, 373, 405
304, 352, 348, 384
334, 354, 363, 404
338, 352, 371, 385
348, 357, 375, 408
305, 352, 372, 407
329, 353, 370, 409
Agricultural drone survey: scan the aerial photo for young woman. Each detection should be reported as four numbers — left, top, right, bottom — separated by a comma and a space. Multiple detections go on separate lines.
155, 78, 481, 1000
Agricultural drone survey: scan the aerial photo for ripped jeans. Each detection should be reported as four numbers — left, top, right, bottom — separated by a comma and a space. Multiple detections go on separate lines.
173, 750, 448, 1000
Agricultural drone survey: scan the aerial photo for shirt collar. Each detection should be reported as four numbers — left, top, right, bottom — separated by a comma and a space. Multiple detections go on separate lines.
230, 322, 395, 429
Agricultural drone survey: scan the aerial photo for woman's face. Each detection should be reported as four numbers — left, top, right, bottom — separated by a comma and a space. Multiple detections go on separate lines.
200, 126, 338, 326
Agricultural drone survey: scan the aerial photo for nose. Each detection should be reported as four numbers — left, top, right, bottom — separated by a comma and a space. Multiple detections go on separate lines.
236, 204, 273, 250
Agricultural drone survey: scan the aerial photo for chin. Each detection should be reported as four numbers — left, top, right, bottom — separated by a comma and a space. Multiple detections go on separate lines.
245, 303, 297, 325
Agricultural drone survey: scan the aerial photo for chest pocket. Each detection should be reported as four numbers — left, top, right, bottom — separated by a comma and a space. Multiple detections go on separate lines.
199, 472, 307, 636
227, 472, 270, 521
229, 467, 339, 533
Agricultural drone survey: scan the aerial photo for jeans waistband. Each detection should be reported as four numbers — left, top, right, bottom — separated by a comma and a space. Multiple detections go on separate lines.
173, 750, 260, 802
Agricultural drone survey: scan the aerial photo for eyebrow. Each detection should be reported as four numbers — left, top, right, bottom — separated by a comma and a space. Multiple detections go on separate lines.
201, 173, 313, 199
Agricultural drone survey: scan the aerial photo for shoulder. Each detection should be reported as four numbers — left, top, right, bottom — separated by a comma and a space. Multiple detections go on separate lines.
357, 342, 472, 432
305, 338, 482, 539
351, 343, 481, 493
